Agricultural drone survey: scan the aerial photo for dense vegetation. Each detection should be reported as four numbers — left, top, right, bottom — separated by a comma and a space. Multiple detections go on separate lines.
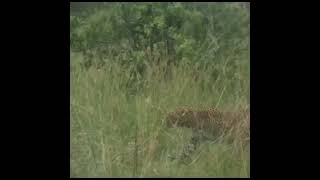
70, 2, 250, 177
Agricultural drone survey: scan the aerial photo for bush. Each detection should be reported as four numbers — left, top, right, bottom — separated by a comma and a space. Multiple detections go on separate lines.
70, 2, 249, 71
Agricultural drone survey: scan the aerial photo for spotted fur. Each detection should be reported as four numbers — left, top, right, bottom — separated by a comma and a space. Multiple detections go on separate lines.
166, 106, 250, 164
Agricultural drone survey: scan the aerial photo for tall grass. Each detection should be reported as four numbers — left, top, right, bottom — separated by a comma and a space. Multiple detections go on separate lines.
70, 50, 250, 177
70, 2, 249, 177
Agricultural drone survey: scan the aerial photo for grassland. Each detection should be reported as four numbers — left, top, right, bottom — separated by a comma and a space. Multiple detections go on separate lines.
70, 2, 249, 177
70, 53, 250, 177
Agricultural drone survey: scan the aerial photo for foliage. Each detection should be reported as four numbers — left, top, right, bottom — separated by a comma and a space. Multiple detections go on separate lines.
70, 2, 249, 70
70, 3, 250, 177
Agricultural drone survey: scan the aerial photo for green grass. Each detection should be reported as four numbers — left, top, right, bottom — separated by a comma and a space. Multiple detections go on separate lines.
70, 50, 250, 177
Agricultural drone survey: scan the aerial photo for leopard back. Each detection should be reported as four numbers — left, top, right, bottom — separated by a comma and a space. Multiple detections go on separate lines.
166, 107, 249, 139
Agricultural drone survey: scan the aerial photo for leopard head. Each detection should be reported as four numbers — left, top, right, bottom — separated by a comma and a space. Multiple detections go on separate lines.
166, 109, 195, 128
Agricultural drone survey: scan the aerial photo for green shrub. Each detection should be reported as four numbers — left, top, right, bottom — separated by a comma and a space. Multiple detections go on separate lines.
70, 2, 249, 70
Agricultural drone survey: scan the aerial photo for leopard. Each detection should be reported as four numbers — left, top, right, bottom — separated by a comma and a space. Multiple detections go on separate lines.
166, 106, 250, 164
